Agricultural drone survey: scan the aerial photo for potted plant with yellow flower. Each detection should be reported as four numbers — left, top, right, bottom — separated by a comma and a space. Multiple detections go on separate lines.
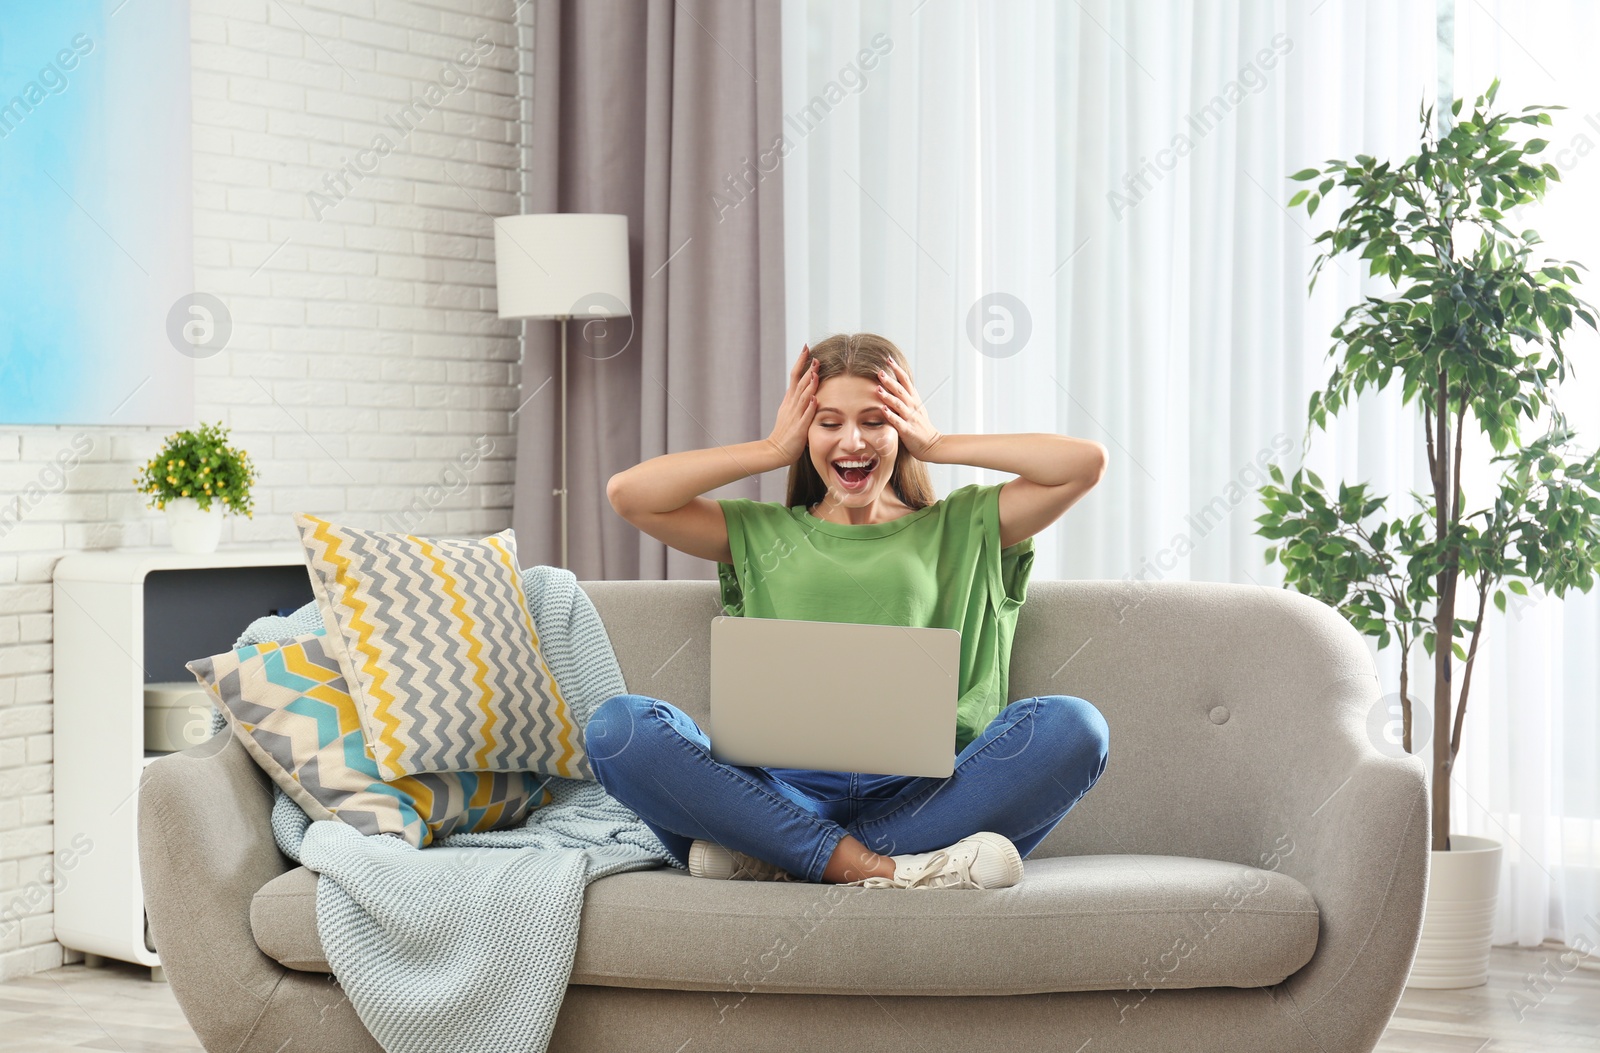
135, 421, 258, 553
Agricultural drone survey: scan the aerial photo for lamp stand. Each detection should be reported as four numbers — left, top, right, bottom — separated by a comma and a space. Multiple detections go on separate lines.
556, 316, 569, 569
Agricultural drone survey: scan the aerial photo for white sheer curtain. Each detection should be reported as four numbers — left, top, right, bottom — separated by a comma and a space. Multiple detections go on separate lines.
783, 0, 1599, 949
1446, 0, 1600, 950
781, 0, 1435, 578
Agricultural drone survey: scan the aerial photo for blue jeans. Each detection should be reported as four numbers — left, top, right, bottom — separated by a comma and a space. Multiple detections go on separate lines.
584, 693, 1110, 884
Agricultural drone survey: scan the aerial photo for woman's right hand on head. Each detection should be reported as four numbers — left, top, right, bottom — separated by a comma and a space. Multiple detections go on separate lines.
765, 344, 818, 464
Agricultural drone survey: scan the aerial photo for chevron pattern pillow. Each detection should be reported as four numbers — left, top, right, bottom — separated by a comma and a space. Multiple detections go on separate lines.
292, 514, 590, 782
188, 633, 553, 848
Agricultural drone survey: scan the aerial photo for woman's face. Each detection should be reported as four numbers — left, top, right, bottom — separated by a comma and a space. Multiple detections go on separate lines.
808, 371, 899, 507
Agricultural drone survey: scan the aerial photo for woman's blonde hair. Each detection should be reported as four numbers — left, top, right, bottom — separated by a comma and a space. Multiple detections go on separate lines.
784, 332, 938, 511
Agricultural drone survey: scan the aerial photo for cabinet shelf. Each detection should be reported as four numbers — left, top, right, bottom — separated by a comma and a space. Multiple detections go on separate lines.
53, 546, 312, 974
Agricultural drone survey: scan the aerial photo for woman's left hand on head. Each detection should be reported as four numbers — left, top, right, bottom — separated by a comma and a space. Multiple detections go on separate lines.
876, 360, 945, 460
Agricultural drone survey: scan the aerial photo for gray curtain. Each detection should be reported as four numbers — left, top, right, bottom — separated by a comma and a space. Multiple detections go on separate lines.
513, 0, 787, 581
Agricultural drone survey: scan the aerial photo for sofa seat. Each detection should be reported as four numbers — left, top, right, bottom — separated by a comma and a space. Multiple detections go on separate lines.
250, 852, 1319, 997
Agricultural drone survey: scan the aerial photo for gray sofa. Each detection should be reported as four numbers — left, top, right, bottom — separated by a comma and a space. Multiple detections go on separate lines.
138, 578, 1430, 1053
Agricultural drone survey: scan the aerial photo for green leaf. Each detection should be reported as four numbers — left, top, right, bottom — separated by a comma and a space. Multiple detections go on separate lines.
1307, 193, 1321, 217
1288, 189, 1310, 207
1508, 579, 1528, 595
1290, 168, 1321, 181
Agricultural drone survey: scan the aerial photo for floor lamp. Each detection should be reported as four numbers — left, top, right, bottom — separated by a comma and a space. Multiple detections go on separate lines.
493, 213, 632, 569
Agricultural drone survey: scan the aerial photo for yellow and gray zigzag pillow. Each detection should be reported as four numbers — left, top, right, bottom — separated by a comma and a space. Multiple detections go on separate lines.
293, 514, 590, 782
188, 634, 552, 849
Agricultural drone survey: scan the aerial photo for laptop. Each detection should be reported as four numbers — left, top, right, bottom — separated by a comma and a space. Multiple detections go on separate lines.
708, 615, 960, 778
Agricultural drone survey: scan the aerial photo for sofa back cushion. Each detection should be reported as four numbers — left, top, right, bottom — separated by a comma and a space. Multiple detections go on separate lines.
575, 577, 1387, 869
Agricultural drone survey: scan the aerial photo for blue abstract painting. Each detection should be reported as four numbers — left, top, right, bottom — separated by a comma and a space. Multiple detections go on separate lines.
0, 0, 193, 425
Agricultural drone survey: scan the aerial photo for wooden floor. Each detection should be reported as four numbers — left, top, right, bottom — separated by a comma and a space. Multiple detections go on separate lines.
0, 943, 1592, 1051
0, 957, 199, 1052
1375, 941, 1600, 1052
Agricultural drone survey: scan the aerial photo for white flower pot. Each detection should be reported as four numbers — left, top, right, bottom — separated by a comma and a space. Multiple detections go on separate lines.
164, 497, 223, 554
1406, 834, 1503, 988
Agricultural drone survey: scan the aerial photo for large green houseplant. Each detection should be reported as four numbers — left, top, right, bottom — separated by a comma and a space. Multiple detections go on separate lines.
1255, 79, 1600, 861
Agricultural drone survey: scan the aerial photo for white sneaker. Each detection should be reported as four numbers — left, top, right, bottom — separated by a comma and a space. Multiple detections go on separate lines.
688, 839, 803, 881
846, 832, 1023, 889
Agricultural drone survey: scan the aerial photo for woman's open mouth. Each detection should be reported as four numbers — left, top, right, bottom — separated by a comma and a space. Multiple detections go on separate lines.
832, 457, 878, 492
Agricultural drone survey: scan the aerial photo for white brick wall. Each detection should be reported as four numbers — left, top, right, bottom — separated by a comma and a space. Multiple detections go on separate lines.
0, 0, 525, 979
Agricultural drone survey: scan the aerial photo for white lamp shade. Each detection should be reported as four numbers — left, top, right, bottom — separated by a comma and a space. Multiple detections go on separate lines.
493, 213, 632, 320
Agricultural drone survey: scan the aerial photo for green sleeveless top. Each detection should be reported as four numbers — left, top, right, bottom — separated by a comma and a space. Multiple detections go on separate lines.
715, 482, 1036, 755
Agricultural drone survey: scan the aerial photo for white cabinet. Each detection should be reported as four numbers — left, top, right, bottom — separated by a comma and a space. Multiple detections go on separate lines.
53, 547, 311, 977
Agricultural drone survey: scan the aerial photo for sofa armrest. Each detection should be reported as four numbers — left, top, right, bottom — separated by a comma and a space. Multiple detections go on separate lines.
138, 731, 298, 1047
139, 731, 382, 1052
1271, 675, 1431, 1053
1003, 583, 1431, 1053
1222, 665, 1427, 1049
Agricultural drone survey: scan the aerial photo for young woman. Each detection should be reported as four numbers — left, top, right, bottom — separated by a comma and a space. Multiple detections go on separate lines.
590, 332, 1111, 889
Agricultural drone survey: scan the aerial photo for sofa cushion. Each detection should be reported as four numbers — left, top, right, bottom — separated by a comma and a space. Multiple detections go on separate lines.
190, 633, 553, 849
251, 866, 325, 973
293, 513, 590, 781
251, 854, 1318, 995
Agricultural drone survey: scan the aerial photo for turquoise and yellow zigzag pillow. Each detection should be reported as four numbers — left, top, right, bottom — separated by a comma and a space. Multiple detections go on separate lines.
188, 633, 553, 849
292, 514, 590, 782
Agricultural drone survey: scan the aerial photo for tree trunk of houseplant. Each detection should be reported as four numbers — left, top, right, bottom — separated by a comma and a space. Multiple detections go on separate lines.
1410, 401, 1505, 989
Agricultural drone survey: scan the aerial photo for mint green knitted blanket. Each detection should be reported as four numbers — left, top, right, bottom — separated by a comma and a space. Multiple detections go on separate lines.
223, 565, 684, 1053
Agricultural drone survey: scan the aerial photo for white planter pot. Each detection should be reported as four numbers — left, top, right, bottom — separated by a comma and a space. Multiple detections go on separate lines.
164, 497, 223, 554
1406, 834, 1502, 989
